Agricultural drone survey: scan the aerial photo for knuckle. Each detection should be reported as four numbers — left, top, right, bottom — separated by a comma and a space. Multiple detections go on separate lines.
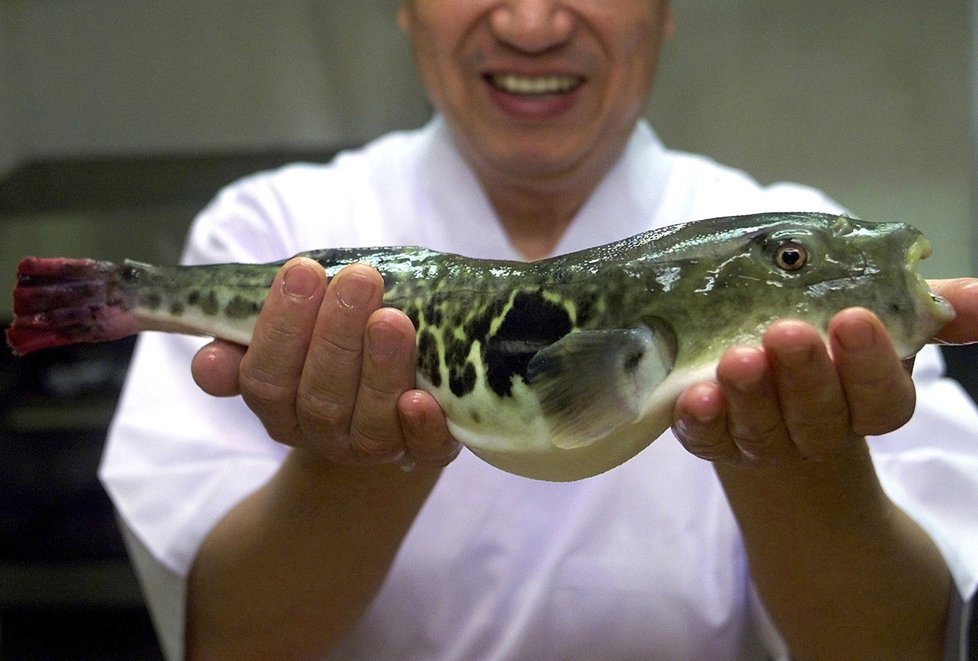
359, 377, 403, 405
310, 331, 363, 361
352, 435, 404, 464
296, 388, 350, 435
239, 364, 294, 410
788, 414, 839, 442
729, 418, 785, 455
350, 413, 405, 463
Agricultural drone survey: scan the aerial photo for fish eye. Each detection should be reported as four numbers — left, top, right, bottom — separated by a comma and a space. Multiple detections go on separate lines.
774, 241, 808, 271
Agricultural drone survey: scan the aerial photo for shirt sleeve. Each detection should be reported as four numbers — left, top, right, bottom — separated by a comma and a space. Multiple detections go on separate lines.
747, 345, 978, 659
874, 345, 978, 601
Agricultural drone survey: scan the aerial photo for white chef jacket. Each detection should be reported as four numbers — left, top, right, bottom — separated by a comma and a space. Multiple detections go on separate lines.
100, 117, 978, 660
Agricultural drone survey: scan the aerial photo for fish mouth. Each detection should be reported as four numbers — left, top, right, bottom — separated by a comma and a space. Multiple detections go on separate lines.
906, 235, 956, 338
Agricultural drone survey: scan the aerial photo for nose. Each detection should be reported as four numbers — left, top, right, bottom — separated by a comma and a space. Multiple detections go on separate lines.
489, 1, 576, 54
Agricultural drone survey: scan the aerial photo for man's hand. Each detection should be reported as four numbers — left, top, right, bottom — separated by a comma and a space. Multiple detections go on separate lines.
190, 257, 460, 469
672, 308, 915, 466
669, 286, 971, 658
672, 277, 978, 465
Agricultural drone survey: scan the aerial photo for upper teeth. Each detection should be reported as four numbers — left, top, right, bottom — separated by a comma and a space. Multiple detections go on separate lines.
490, 74, 581, 96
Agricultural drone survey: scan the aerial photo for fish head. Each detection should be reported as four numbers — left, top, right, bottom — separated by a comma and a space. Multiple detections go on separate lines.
677, 212, 955, 359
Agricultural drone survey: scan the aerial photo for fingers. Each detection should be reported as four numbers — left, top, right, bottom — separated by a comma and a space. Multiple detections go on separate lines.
928, 278, 978, 345
715, 346, 797, 464
238, 257, 328, 445
345, 308, 418, 463
829, 308, 915, 436
762, 320, 855, 460
232, 258, 461, 469
672, 381, 739, 464
291, 265, 387, 460
674, 309, 916, 467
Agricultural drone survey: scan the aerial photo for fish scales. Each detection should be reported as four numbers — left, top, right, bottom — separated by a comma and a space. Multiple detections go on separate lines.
6, 212, 955, 481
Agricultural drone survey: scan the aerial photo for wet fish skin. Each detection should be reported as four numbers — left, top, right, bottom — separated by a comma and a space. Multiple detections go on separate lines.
6, 212, 955, 481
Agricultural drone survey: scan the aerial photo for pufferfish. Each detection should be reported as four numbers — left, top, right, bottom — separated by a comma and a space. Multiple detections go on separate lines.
6, 212, 954, 481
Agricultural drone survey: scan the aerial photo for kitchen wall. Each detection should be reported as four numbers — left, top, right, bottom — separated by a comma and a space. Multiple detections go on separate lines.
0, 2, 19, 176
1, 0, 975, 276
3, 0, 428, 157
648, 1, 976, 277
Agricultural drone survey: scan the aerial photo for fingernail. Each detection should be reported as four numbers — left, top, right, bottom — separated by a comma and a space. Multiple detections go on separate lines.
335, 274, 374, 309
774, 343, 815, 368
283, 263, 320, 299
730, 371, 764, 394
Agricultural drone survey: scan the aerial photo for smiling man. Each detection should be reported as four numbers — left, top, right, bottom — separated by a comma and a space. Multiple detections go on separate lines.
399, 2, 670, 259
99, 2, 978, 660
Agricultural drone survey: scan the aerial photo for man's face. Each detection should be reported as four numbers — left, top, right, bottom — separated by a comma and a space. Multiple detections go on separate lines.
399, 1, 672, 187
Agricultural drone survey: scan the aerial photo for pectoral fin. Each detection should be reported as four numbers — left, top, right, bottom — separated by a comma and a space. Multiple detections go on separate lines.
525, 323, 676, 450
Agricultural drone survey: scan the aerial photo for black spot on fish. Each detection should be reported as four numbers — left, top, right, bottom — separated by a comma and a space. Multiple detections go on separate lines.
486, 291, 572, 397
428, 295, 508, 400
225, 295, 260, 320
417, 329, 442, 388
403, 304, 420, 331
169, 300, 185, 316
464, 297, 506, 344
574, 291, 597, 327
449, 361, 477, 397
199, 291, 220, 316
444, 335, 473, 392
425, 300, 444, 328
188, 290, 201, 306
143, 292, 163, 311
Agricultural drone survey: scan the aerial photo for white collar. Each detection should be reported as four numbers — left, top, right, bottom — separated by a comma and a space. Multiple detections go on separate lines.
413, 116, 670, 260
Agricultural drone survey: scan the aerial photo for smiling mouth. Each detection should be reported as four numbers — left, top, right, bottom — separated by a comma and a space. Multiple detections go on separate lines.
486, 73, 584, 96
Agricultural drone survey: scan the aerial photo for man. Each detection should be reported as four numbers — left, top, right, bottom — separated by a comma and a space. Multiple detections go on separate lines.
101, 2, 978, 659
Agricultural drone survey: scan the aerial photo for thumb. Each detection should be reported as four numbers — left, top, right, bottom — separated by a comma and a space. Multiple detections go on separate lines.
192, 339, 247, 397
928, 278, 978, 345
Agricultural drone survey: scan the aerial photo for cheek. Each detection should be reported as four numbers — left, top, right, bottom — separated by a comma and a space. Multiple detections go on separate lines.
407, 33, 452, 104
607, 19, 665, 99
403, 17, 468, 100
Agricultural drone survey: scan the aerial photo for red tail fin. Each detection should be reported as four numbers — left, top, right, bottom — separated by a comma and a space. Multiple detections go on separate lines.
6, 257, 140, 355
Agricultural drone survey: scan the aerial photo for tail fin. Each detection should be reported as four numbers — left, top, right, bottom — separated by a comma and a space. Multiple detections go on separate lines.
6, 257, 141, 355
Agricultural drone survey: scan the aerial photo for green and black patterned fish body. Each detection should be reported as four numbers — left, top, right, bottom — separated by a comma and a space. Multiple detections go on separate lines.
7, 212, 954, 480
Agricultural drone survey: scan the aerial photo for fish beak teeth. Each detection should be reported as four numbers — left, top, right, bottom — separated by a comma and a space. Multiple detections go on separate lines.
908, 236, 933, 264
906, 236, 956, 326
